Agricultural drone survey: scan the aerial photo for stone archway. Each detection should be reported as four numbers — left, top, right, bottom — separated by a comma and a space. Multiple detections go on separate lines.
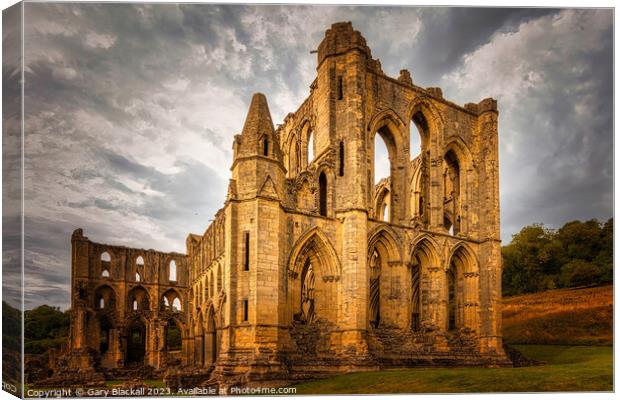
125, 319, 146, 366
368, 113, 408, 225
446, 244, 479, 332
205, 307, 219, 366
193, 315, 205, 367
287, 228, 340, 325
367, 227, 403, 329
410, 237, 441, 330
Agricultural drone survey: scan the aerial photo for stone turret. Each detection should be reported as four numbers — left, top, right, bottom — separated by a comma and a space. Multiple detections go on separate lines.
233, 93, 283, 162
317, 21, 372, 67
230, 93, 285, 201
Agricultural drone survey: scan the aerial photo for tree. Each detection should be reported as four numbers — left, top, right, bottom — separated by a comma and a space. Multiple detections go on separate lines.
560, 259, 602, 288
501, 224, 557, 295
502, 218, 613, 295
24, 305, 70, 354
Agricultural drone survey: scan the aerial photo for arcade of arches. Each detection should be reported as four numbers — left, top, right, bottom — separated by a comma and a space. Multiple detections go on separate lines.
58, 21, 508, 389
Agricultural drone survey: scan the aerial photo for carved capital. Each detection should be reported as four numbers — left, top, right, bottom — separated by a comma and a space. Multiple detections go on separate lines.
321, 275, 340, 282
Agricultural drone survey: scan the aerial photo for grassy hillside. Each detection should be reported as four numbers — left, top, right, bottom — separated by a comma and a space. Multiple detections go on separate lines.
294, 345, 612, 393
502, 285, 612, 345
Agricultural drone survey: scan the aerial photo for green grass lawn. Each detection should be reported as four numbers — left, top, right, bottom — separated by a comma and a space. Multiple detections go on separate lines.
293, 345, 613, 394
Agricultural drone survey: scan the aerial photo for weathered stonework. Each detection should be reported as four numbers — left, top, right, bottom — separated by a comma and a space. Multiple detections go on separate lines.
53, 21, 509, 388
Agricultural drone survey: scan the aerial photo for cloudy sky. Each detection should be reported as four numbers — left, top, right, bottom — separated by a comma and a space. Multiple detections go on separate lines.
7, 4, 612, 309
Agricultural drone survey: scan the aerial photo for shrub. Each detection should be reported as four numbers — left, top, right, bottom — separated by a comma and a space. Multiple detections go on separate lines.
560, 259, 602, 288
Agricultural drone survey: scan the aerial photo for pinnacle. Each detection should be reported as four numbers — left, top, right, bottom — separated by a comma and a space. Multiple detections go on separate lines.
241, 93, 275, 138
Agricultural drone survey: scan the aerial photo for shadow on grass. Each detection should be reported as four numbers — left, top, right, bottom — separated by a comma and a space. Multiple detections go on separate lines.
293, 345, 613, 394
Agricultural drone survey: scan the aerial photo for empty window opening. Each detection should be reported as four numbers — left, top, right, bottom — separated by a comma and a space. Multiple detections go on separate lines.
307, 131, 315, 163
319, 172, 328, 217
99, 297, 105, 309
169, 260, 177, 281
172, 297, 182, 312
101, 252, 111, 262
133, 300, 138, 311
166, 320, 182, 351
135, 272, 141, 282
448, 264, 457, 331
410, 119, 423, 161
410, 112, 430, 223
337, 76, 344, 100
136, 256, 144, 266
374, 134, 390, 185
369, 250, 381, 328
411, 261, 421, 331
381, 201, 389, 222
263, 137, 269, 156
99, 317, 112, 354
100, 327, 110, 354
101, 269, 110, 278
300, 261, 315, 323
244, 232, 250, 271
243, 300, 249, 322
339, 141, 345, 176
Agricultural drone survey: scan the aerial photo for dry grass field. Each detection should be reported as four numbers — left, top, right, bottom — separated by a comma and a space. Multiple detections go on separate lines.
292, 286, 613, 394
502, 285, 612, 345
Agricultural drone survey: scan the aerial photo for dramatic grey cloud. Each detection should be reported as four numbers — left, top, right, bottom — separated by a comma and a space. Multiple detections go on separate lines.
11, 4, 612, 310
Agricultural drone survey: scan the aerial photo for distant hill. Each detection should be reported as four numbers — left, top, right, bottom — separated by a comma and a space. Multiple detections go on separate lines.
502, 285, 612, 346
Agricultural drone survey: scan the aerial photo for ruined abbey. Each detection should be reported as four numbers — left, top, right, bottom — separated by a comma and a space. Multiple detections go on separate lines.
54, 22, 509, 387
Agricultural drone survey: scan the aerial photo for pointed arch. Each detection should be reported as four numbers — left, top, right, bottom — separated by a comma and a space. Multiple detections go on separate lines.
285, 131, 301, 177
168, 259, 177, 282
127, 285, 150, 312
205, 304, 220, 365
367, 225, 403, 329
260, 134, 270, 157
407, 98, 445, 138
367, 225, 403, 264
368, 111, 407, 161
161, 288, 182, 312
100, 251, 111, 262
448, 242, 478, 273
373, 181, 391, 222
367, 108, 407, 137
407, 99, 443, 227
287, 227, 340, 277
443, 138, 474, 235
194, 313, 205, 366
410, 156, 424, 220
446, 242, 479, 331
288, 227, 340, 325
94, 285, 116, 310
409, 235, 441, 331
444, 137, 473, 169
410, 235, 441, 264
368, 109, 408, 224
299, 120, 315, 167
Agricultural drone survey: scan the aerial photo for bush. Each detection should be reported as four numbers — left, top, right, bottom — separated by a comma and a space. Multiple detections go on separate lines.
560, 259, 602, 288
